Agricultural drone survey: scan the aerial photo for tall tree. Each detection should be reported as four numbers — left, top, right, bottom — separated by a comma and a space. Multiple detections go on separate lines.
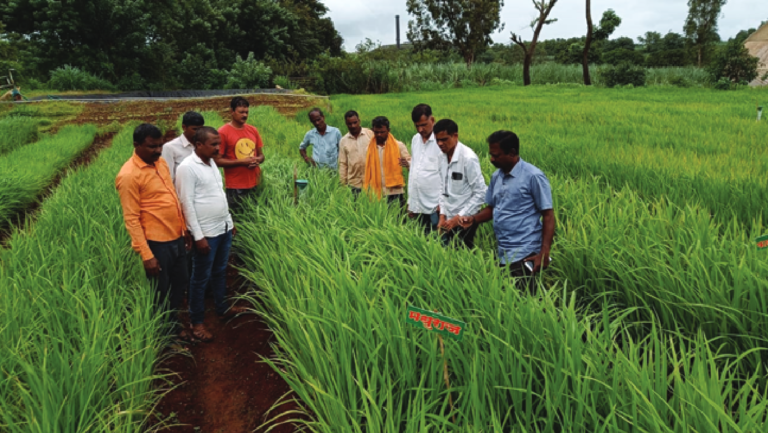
582, 0, 593, 85
407, 0, 505, 67
684, 0, 726, 67
510, 0, 559, 86
582, 7, 622, 84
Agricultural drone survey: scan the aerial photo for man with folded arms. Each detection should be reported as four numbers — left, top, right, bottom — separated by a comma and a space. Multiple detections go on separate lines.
338, 110, 374, 194
363, 116, 410, 207
116, 123, 192, 343
434, 119, 487, 249
216, 96, 265, 212
175, 127, 246, 342
408, 104, 443, 233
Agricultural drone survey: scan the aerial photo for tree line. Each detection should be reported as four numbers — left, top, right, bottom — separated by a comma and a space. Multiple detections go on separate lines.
407, 0, 765, 86
0, 0, 763, 92
0, 0, 342, 90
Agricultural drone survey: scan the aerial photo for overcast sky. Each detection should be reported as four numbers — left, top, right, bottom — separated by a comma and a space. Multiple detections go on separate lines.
323, 0, 765, 51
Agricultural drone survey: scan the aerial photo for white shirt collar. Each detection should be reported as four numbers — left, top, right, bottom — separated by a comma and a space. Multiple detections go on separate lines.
447, 142, 464, 165
180, 134, 193, 148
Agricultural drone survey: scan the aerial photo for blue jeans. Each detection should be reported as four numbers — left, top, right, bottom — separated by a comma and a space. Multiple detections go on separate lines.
189, 230, 233, 324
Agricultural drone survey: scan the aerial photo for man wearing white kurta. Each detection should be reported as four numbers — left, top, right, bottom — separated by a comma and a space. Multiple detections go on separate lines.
407, 104, 443, 234
162, 111, 204, 182
175, 127, 243, 342
434, 119, 487, 249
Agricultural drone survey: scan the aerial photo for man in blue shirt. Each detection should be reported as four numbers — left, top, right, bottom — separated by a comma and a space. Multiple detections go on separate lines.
460, 130, 555, 291
299, 108, 342, 169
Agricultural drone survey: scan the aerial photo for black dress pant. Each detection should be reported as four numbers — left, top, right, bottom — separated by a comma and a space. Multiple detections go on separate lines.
147, 237, 188, 334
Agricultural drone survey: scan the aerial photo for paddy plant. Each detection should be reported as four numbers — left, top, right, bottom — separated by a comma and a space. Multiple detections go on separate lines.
0, 124, 97, 229
321, 86, 767, 227
0, 125, 166, 432
0, 117, 39, 155
235, 156, 768, 432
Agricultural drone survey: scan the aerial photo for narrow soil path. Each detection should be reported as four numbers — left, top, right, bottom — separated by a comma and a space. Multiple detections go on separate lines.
153, 264, 300, 433
70, 93, 325, 128
0, 131, 115, 244
149, 131, 301, 432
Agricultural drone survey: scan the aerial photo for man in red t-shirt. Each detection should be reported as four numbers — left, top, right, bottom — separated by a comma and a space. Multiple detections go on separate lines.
215, 96, 265, 211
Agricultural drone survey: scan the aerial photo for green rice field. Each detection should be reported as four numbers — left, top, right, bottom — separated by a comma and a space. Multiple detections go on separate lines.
0, 85, 767, 432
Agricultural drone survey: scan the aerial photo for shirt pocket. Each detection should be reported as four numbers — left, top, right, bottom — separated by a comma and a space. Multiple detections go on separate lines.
422, 155, 440, 174
495, 183, 524, 206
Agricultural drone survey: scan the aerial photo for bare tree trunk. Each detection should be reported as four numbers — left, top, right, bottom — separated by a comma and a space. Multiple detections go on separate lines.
697, 45, 702, 67
582, 0, 593, 85
523, 53, 532, 86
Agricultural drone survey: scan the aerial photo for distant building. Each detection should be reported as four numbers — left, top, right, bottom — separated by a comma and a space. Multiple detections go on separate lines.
745, 23, 768, 86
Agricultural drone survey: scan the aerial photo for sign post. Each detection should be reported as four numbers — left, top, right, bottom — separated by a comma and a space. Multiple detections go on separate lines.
757, 235, 768, 250
405, 306, 466, 341
405, 306, 466, 422
293, 164, 298, 206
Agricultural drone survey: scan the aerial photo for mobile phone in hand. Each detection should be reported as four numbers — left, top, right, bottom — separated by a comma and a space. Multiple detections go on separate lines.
524, 256, 552, 272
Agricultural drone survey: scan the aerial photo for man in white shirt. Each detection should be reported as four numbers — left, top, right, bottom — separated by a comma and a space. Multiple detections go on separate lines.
162, 111, 204, 182
175, 127, 245, 342
434, 119, 487, 249
407, 104, 443, 234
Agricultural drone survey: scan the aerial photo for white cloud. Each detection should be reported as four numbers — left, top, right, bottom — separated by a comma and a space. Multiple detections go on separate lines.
323, 0, 766, 51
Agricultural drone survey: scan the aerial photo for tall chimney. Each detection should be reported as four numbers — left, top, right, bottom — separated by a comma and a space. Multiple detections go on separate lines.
396, 15, 401, 49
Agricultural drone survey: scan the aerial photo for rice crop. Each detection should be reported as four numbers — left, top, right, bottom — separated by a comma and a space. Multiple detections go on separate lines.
0, 124, 166, 432
0, 124, 97, 228
0, 117, 39, 155
235, 162, 768, 432
227, 85, 768, 431
315, 86, 768, 228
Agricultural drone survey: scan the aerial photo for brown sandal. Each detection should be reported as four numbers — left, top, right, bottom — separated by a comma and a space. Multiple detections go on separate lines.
191, 323, 213, 342
178, 328, 199, 345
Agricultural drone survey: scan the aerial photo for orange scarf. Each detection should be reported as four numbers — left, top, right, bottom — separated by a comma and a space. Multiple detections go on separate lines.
363, 133, 404, 198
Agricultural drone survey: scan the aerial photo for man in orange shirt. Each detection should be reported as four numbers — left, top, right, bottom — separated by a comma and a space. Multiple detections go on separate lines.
116, 123, 193, 342
216, 96, 265, 212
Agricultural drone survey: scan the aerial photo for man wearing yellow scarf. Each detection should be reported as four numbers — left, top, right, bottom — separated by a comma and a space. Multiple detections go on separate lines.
363, 116, 411, 206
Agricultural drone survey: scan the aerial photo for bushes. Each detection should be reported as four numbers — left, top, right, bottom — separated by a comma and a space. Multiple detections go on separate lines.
224, 52, 272, 89
273, 75, 293, 89
602, 48, 645, 66
598, 63, 647, 87
48, 65, 116, 91
707, 39, 760, 86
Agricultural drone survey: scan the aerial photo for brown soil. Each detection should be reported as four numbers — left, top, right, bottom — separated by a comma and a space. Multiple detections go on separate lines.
70, 94, 325, 128
0, 131, 115, 244
151, 264, 301, 433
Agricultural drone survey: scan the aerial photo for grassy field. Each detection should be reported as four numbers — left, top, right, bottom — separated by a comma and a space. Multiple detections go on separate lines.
0, 85, 767, 431
229, 86, 768, 431
0, 124, 166, 432
0, 124, 97, 230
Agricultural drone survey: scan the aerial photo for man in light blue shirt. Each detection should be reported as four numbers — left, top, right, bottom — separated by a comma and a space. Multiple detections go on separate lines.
299, 108, 342, 169
461, 130, 555, 291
